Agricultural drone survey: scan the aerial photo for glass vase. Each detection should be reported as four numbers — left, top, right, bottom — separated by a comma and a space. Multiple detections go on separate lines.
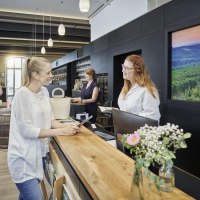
131, 164, 144, 200
159, 163, 175, 192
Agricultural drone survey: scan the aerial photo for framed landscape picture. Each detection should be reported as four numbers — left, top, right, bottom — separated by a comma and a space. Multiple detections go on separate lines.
170, 24, 200, 102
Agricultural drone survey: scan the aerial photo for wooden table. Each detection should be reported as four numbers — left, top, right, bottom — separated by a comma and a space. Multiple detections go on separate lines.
53, 126, 194, 200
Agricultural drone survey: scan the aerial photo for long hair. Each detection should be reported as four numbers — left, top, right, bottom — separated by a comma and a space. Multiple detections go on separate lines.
22, 57, 50, 86
121, 55, 158, 98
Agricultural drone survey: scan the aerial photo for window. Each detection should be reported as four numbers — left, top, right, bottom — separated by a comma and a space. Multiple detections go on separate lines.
6, 57, 26, 97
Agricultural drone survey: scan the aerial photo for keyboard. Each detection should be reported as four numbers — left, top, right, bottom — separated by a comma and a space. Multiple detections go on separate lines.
94, 131, 115, 141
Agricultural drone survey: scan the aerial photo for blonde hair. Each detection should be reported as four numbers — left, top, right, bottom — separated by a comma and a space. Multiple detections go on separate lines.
121, 55, 158, 98
22, 57, 50, 86
84, 67, 96, 79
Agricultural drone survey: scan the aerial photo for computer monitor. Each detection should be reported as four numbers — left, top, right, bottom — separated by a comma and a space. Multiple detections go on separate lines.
112, 109, 158, 133
112, 109, 158, 152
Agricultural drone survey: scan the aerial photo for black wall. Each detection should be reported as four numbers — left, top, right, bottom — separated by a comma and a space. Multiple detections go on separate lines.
91, 0, 200, 179
53, 0, 200, 198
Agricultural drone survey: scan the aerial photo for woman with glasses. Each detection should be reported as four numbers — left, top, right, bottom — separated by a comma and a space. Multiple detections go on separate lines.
118, 54, 160, 121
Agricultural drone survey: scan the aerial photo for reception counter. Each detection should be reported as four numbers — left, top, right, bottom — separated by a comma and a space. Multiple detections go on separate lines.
51, 126, 194, 200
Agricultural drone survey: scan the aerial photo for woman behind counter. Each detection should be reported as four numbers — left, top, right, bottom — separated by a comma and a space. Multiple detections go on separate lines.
72, 68, 99, 123
118, 54, 160, 121
7, 57, 80, 200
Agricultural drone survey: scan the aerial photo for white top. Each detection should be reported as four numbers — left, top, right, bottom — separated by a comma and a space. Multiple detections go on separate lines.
7, 86, 53, 183
118, 84, 160, 121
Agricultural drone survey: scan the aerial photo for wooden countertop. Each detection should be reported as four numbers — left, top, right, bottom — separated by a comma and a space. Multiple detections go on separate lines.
54, 126, 194, 200
71, 102, 85, 106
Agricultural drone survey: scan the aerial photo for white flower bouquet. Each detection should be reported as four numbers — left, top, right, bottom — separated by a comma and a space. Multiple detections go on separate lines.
122, 123, 191, 187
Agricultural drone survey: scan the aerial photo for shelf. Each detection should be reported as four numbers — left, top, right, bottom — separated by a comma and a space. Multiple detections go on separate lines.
72, 56, 91, 91
78, 74, 85, 77
76, 68, 87, 72
75, 62, 91, 67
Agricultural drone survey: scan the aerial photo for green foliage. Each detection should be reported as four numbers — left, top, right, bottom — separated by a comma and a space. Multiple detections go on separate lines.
122, 124, 192, 189
171, 64, 200, 101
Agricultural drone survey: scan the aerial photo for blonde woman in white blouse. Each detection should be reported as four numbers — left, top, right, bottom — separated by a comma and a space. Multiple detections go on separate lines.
118, 55, 160, 121
7, 57, 80, 200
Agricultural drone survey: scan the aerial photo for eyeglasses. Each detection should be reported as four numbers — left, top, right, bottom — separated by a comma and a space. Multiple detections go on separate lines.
121, 64, 134, 71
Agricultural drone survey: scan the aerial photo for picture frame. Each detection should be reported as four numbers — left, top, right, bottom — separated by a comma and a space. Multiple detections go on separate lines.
169, 24, 200, 102
0, 72, 5, 78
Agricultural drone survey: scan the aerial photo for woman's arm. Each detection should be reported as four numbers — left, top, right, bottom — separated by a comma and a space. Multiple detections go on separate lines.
38, 123, 80, 138
71, 97, 81, 103
51, 119, 66, 128
82, 87, 99, 104
139, 89, 160, 121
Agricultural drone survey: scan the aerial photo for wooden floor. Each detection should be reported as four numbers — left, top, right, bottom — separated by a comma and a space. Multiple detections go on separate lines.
0, 149, 18, 200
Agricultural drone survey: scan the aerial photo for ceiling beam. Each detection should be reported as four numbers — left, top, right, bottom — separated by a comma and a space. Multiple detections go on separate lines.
0, 39, 84, 48
0, 45, 75, 53
0, 30, 90, 43
0, 11, 91, 59
0, 22, 90, 37
0, 11, 90, 27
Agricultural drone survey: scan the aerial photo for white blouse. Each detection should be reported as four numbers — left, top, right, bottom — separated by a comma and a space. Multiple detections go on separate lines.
118, 84, 160, 121
7, 86, 53, 183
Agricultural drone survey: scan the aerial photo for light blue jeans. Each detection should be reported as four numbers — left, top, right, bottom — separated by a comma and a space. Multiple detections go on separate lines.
15, 156, 50, 200
16, 178, 43, 200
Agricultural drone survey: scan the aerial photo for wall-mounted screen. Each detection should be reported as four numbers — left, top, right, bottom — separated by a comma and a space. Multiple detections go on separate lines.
171, 25, 200, 102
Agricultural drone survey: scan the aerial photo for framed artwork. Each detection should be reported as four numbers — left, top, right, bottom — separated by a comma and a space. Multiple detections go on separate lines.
169, 24, 200, 102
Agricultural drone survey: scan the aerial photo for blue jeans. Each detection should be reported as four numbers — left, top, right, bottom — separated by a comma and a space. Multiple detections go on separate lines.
16, 179, 43, 200
15, 156, 52, 200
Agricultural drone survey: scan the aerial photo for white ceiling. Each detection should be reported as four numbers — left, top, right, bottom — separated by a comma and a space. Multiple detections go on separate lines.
0, 0, 113, 58
0, 0, 112, 20
0, 0, 171, 58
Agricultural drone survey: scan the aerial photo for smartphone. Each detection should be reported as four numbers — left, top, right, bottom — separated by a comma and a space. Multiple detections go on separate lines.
78, 115, 93, 127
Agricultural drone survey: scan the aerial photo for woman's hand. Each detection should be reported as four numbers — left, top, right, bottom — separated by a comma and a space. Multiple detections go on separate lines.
59, 123, 80, 136
71, 97, 81, 103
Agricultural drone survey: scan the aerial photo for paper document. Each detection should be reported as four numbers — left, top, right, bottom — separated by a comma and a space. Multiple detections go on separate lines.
106, 140, 117, 148
98, 106, 113, 113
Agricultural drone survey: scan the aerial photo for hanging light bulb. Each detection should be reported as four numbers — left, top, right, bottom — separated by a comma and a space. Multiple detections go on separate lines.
41, 46, 46, 54
58, 23, 65, 35
48, 15, 53, 47
58, 1, 65, 36
48, 38, 53, 47
41, 15, 46, 54
79, 0, 90, 12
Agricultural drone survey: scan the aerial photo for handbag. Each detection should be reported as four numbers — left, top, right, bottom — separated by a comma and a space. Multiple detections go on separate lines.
50, 88, 71, 119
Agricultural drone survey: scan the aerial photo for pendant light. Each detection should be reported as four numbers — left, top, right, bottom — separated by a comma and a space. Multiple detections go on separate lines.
41, 15, 46, 54
48, 15, 53, 47
58, 1, 65, 36
58, 24, 65, 35
41, 46, 46, 54
79, 0, 90, 12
